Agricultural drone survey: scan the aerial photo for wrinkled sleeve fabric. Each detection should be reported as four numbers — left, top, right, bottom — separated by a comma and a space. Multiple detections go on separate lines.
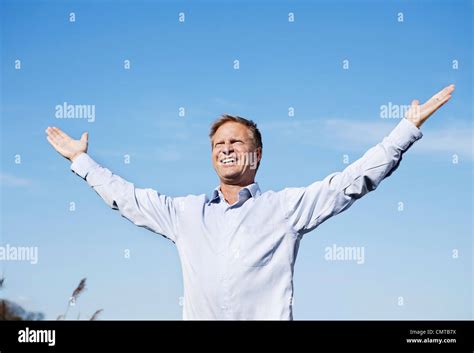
280, 118, 423, 236
70, 153, 179, 243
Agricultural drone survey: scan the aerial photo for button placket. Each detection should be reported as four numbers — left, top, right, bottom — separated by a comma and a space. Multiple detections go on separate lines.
219, 237, 233, 317
220, 275, 232, 317
219, 203, 244, 319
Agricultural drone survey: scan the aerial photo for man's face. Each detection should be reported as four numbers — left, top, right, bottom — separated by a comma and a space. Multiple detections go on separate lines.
211, 122, 262, 185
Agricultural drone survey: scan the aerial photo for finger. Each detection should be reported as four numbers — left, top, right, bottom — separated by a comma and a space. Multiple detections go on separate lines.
426, 95, 452, 117
46, 135, 60, 149
434, 94, 452, 110
51, 127, 68, 140
45, 127, 55, 136
49, 127, 61, 139
422, 93, 452, 117
45, 127, 57, 140
438, 84, 455, 97
431, 84, 455, 102
409, 100, 421, 119
80, 132, 88, 143
49, 131, 65, 146
52, 127, 69, 139
425, 95, 445, 109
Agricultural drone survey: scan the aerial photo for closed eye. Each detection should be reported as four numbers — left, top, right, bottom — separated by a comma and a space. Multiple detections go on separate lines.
214, 139, 244, 148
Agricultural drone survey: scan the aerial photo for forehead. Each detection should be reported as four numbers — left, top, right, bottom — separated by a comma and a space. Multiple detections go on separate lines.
212, 122, 252, 140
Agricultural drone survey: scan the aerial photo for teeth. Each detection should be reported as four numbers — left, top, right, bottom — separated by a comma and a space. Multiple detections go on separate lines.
221, 158, 236, 164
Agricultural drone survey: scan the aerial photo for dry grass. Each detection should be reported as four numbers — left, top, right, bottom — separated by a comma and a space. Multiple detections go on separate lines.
58, 278, 104, 320
0, 276, 103, 320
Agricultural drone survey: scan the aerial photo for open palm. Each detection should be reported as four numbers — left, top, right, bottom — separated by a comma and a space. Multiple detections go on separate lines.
405, 84, 455, 128
45, 127, 88, 162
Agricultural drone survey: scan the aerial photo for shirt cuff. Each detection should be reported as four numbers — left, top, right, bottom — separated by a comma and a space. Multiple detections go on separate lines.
70, 153, 99, 179
388, 118, 423, 150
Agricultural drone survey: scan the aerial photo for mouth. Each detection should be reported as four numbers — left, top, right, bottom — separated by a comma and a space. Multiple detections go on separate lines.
219, 156, 237, 166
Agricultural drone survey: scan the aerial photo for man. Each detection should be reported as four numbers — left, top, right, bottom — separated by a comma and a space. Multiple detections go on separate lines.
45, 85, 455, 320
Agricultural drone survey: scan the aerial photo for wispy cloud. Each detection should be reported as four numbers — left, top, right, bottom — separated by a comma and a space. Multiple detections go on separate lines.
414, 125, 473, 158
322, 119, 394, 146
0, 173, 32, 187
323, 118, 473, 159
261, 118, 473, 160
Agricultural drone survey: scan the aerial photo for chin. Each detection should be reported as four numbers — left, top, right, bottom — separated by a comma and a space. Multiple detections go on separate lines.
221, 173, 238, 180
219, 170, 241, 180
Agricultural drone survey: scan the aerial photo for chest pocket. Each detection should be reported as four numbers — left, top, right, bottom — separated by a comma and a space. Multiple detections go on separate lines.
234, 221, 287, 267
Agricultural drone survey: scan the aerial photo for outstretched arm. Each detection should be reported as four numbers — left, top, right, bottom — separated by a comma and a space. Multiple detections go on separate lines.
45, 127, 179, 242
281, 84, 455, 236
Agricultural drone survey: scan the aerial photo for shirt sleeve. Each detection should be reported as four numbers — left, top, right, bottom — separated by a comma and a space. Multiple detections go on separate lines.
280, 118, 423, 236
70, 153, 179, 243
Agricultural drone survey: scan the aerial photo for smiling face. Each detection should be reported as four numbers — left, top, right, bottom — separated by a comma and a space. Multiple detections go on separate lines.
211, 122, 262, 185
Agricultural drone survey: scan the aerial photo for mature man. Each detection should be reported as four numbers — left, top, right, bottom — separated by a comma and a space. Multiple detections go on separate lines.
46, 85, 454, 320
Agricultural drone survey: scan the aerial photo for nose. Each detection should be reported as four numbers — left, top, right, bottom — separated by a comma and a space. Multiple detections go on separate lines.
222, 141, 234, 154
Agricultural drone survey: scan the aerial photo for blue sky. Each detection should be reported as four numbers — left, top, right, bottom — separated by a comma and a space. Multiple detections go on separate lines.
0, 0, 472, 320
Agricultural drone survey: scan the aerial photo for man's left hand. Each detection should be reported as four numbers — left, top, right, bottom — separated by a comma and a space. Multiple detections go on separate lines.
405, 84, 455, 128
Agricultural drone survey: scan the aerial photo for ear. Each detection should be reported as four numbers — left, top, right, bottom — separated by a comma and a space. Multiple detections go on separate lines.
257, 146, 262, 162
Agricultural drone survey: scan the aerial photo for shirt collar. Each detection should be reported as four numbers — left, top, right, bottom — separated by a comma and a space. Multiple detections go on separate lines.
208, 182, 261, 205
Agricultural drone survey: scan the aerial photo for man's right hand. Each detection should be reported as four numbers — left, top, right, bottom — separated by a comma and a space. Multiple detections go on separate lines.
45, 126, 88, 162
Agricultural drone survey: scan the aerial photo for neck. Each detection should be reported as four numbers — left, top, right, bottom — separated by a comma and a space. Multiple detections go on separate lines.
219, 179, 255, 205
